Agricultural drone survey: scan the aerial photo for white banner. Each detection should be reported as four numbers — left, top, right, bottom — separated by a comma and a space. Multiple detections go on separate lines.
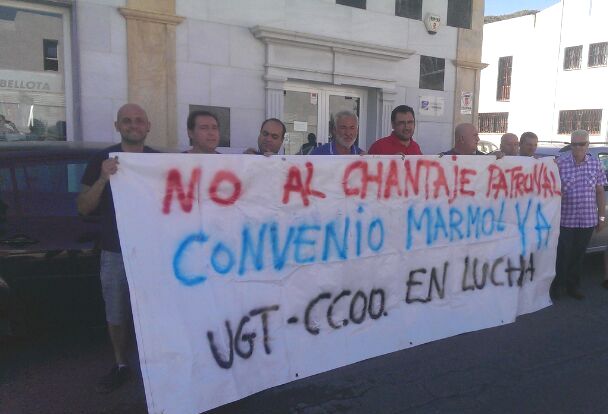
111, 154, 561, 414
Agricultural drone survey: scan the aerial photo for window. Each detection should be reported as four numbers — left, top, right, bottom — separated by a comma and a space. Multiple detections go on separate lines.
563, 45, 582, 70
496, 56, 512, 101
588, 42, 608, 68
336, 0, 366, 9
395, 0, 422, 20
419, 56, 445, 91
447, 0, 472, 29
478, 113, 508, 134
1, 159, 88, 218
43, 39, 58, 71
558, 109, 602, 135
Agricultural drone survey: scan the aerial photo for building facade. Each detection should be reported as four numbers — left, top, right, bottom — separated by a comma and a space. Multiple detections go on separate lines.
478, 0, 608, 145
1, 0, 485, 154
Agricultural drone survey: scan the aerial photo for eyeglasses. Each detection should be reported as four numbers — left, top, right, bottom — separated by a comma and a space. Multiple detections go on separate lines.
571, 142, 589, 147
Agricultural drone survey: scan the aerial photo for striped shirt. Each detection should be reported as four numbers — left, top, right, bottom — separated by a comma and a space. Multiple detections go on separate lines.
556, 152, 607, 228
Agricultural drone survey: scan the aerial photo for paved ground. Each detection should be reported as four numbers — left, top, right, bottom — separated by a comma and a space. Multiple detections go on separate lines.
3, 255, 608, 414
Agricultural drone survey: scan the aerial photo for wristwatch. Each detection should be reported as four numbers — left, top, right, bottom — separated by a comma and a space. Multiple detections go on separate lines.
600, 216, 605, 222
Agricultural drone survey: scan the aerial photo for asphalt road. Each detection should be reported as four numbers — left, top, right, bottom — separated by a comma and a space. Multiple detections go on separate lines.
2, 255, 608, 414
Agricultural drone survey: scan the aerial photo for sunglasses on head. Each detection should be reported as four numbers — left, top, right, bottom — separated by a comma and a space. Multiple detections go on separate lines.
571, 142, 589, 147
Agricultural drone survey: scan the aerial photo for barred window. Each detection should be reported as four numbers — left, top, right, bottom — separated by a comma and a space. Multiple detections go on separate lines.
336, 0, 366, 9
588, 42, 608, 68
447, 0, 472, 29
395, 0, 422, 20
558, 109, 602, 135
419, 56, 445, 91
563, 45, 582, 70
478, 113, 508, 134
496, 56, 512, 101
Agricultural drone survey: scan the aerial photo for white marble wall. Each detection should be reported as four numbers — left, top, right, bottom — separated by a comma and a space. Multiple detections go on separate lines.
76, 0, 128, 143
71, 0, 464, 150
173, 0, 459, 151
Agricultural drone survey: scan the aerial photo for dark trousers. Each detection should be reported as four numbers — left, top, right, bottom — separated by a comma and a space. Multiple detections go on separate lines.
554, 226, 594, 290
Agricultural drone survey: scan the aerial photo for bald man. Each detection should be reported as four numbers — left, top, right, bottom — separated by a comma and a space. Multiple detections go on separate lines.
77, 103, 158, 393
500, 133, 519, 156
441, 123, 485, 155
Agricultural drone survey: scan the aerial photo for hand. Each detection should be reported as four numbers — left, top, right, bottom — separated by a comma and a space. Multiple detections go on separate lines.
490, 150, 505, 159
100, 157, 119, 182
596, 219, 606, 232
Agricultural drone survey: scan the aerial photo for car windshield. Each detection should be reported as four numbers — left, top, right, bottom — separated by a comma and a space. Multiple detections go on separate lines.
0, 158, 87, 218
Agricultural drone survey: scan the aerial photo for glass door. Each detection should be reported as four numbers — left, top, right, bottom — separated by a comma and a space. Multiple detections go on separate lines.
283, 90, 318, 155
282, 83, 367, 155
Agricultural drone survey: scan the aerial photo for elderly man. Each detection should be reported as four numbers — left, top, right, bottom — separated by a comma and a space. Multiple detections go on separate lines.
553, 130, 607, 300
440, 123, 485, 155
186, 110, 220, 154
519, 131, 539, 157
244, 118, 286, 155
311, 110, 364, 155
368, 105, 422, 155
78, 104, 158, 393
500, 133, 519, 156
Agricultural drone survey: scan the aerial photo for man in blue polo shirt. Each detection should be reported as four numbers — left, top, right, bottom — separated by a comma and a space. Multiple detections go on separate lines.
311, 110, 364, 155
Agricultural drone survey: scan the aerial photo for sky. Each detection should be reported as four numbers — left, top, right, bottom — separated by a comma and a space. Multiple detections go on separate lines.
484, 0, 560, 16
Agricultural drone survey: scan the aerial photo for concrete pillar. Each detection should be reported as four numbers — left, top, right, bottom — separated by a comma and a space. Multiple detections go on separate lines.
264, 76, 286, 119
453, 0, 488, 134
119, 1, 183, 148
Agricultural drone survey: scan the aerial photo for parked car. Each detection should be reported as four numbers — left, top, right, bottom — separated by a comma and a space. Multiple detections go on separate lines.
477, 140, 498, 154
536, 142, 608, 253
0, 141, 108, 336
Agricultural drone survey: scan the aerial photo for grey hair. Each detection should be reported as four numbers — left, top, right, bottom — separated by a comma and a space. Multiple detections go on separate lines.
571, 129, 589, 141
334, 110, 358, 125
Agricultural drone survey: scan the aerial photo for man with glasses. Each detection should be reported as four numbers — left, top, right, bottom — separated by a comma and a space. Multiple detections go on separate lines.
553, 130, 607, 300
368, 105, 422, 155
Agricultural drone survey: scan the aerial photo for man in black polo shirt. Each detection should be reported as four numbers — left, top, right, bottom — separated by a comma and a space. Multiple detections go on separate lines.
77, 103, 157, 393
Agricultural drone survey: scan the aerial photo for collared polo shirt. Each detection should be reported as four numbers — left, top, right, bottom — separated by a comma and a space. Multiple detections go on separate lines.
557, 152, 607, 228
368, 133, 422, 155
310, 141, 363, 155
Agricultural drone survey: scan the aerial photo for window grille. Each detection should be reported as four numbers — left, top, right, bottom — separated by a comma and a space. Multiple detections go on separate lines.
478, 113, 508, 134
588, 42, 608, 68
558, 109, 602, 135
563, 45, 582, 70
496, 56, 512, 101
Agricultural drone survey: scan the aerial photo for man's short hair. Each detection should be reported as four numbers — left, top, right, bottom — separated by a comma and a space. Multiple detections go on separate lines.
334, 110, 359, 126
391, 105, 415, 123
520, 131, 538, 144
260, 118, 286, 139
187, 110, 219, 131
571, 129, 589, 141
